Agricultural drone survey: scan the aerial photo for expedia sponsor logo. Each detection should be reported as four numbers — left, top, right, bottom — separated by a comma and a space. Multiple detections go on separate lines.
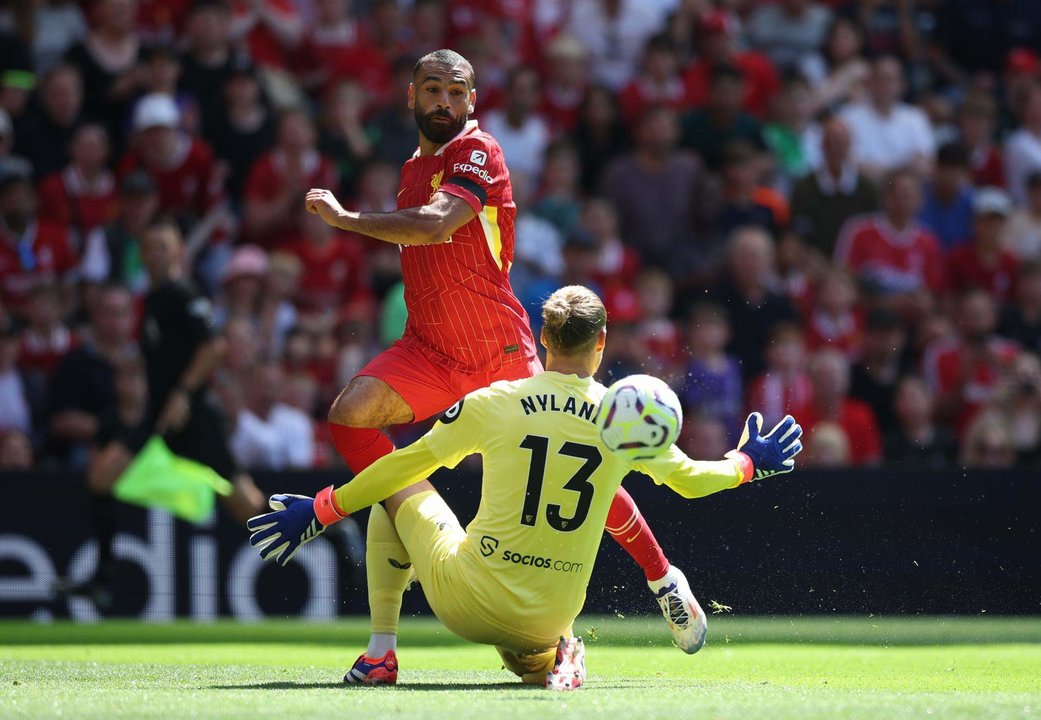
499, 548, 583, 574
453, 162, 493, 183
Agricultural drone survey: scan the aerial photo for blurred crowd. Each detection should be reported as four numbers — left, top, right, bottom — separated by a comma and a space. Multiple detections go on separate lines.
2, 0, 1041, 472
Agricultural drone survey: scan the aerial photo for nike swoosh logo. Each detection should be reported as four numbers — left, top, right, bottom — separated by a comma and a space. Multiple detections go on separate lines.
625, 533, 641, 543
397, 188, 406, 198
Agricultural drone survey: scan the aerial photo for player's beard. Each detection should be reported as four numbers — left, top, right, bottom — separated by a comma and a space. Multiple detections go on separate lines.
416, 107, 467, 144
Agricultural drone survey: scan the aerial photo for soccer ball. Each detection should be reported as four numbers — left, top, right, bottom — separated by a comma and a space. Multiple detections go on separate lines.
597, 374, 682, 461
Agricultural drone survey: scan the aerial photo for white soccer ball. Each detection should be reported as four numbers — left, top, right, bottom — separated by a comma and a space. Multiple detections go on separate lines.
597, 374, 683, 461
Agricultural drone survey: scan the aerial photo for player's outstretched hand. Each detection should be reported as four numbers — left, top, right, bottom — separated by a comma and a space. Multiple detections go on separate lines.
729, 412, 803, 480
247, 485, 349, 566
304, 188, 346, 228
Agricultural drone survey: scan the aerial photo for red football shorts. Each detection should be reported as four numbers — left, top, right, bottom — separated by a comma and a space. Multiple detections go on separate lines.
357, 338, 544, 422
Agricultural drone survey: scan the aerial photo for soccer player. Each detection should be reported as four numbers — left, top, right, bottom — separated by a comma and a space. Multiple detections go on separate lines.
248, 285, 803, 690
304, 49, 700, 653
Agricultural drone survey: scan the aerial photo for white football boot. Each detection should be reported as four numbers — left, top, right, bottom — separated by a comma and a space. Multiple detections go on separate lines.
648, 564, 707, 654
545, 636, 586, 691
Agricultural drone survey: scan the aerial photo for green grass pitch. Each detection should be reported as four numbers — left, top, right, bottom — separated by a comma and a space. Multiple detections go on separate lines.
2, 617, 1040, 719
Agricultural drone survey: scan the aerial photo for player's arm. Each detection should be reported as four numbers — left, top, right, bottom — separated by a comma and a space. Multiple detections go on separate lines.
305, 187, 474, 246
634, 413, 803, 499
247, 394, 489, 566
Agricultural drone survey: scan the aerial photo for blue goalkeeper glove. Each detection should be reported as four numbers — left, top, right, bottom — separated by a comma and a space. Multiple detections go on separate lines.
246, 486, 348, 566
727, 412, 803, 482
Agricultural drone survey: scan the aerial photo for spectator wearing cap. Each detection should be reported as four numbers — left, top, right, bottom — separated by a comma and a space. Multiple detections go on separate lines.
243, 108, 337, 247
12, 64, 84, 177
839, 56, 935, 181
683, 9, 779, 119
37, 123, 117, 243
946, 187, 1018, 305
850, 308, 908, 432
0, 26, 35, 122
229, 0, 303, 72
566, 0, 665, 92
0, 315, 31, 437
1004, 83, 1041, 205
1002, 48, 1041, 128
600, 105, 712, 277
791, 115, 878, 258
64, 0, 143, 134
80, 170, 158, 297
680, 63, 764, 172
747, 0, 832, 74
1007, 172, 1041, 262
180, 0, 239, 117
0, 158, 77, 313
834, 167, 944, 307
918, 142, 974, 251
957, 93, 1004, 190
617, 34, 688, 128
117, 93, 224, 225
214, 243, 269, 330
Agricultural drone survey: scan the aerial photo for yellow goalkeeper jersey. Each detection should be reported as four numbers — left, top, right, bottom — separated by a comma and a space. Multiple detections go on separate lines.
335, 371, 747, 637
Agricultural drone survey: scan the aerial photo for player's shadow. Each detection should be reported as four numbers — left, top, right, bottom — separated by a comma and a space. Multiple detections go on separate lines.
209, 681, 533, 692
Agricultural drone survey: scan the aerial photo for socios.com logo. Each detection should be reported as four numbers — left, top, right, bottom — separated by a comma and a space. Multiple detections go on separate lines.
479, 535, 499, 557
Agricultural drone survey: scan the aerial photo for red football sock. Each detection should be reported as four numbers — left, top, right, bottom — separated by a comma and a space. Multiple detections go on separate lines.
605, 486, 670, 582
329, 423, 396, 474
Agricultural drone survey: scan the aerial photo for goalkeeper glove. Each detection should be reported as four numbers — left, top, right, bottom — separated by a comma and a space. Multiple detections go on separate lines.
246, 485, 348, 566
727, 412, 803, 482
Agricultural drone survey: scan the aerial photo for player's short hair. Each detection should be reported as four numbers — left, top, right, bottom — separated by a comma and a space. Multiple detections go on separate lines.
542, 285, 606, 356
414, 49, 476, 89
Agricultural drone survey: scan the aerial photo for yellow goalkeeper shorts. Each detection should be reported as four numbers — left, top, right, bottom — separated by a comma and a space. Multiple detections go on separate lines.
393, 489, 570, 673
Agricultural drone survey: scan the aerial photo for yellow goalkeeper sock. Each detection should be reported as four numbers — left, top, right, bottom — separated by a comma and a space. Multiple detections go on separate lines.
365, 503, 413, 636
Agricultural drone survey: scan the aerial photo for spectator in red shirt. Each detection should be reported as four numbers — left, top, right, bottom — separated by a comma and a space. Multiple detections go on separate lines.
118, 93, 224, 225
747, 321, 814, 426
0, 158, 78, 313
243, 108, 337, 247
539, 34, 589, 135
946, 187, 1019, 305
18, 283, 74, 380
618, 33, 688, 128
924, 288, 1020, 437
834, 167, 945, 318
795, 348, 882, 466
296, 0, 386, 99
37, 123, 117, 243
229, 0, 303, 71
683, 9, 779, 119
958, 92, 1004, 189
804, 267, 862, 358
281, 207, 369, 315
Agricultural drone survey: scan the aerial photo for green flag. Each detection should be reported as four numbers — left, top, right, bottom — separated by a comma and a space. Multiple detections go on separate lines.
113, 436, 233, 523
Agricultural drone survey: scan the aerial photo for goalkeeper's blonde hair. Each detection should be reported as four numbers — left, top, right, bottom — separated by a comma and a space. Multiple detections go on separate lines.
541, 285, 606, 356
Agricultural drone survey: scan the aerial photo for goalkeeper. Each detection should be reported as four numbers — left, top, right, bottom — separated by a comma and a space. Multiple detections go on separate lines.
248, 286, 802, 690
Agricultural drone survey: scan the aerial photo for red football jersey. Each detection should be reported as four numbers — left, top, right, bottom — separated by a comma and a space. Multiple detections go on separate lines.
945, 243, 1019, 304
834, 214, 945, 295
37, 168, 117, 239
395, 120, 537, 372
117, 136, 223, 219
0, 221, 78, 312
